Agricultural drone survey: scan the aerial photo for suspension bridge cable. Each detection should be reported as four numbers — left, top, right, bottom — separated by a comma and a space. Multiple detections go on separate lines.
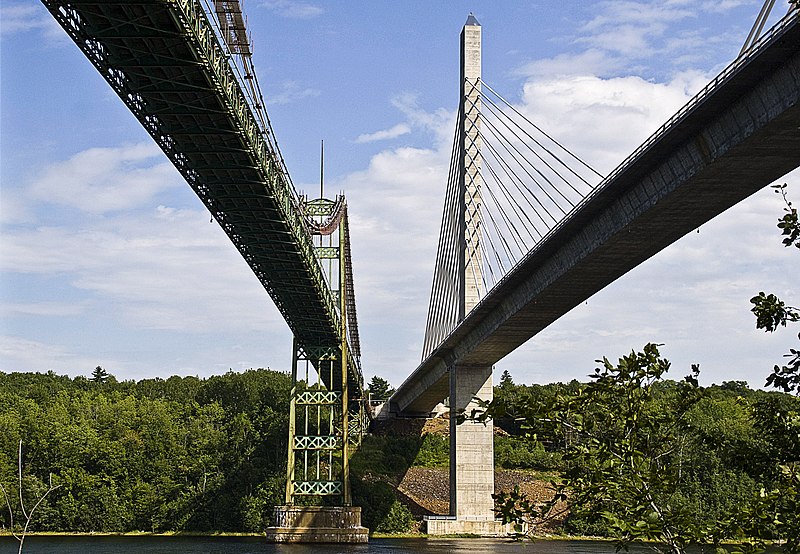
461, 175, 487, 301
482, 156, 540, 250
479, 157, 533, 255
482, 145, 550, 241
424, 76, 607, 351
481, 96, 590, 197
481, 130, 562, 223
475, 165, 522, 266
480, 110, 574, 211
481, 121, 564, 224
463, 177, 505, 286
423, 123, 462, 357
480, 79, 604, 179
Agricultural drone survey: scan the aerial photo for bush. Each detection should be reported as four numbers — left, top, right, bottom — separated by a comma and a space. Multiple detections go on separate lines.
412, 434, 448, 467
375, 500, 414, 534
494, 435, 563, 470
351, 479, 407, 532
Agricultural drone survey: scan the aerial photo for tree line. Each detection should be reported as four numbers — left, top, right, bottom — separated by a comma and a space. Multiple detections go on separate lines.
0, 369, 291, 533
0, 365, 797, 548
491, 363, 799, 552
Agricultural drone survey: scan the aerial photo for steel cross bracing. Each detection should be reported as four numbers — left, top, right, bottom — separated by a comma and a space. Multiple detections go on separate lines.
284, 198, 366, 505
41, 0, 364, 396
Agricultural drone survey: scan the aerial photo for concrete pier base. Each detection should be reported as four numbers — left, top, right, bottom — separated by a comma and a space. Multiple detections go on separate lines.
450, 364, 495, 521
428, 363, 505, 537
424, 515, 509, 536
265, 506, 369, 543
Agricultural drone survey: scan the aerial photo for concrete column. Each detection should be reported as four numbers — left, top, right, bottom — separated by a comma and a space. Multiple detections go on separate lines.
458, 14, 483, 320
449, 14, 496, 524
450, 363, 494, 519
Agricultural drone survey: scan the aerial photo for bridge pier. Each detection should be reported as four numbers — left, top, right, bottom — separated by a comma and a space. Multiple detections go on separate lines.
426, 364, 505, 535
265, 506, 368, 543
266, 198, 368, 543
450, 364, 495, 519
426, 15, 506, 536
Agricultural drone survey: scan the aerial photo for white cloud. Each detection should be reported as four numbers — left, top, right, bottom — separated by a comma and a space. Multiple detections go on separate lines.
0, 192, 32, 225
3, 201, 285, 333
336, 118, 455, 379
518, 1, 758, 81
516, 49, 623, 78
0, 335, 103, 374
390, 93, 456, 147
267, 80, 320, 105
516, 72, 705, 173
260, 0, 323, 19
28, 143, 182, 214
576, 0, 702, 62
702, 0, 755, 13
355, 123, 411, 143
4, 302, 85, 317
0, 4, 63, 40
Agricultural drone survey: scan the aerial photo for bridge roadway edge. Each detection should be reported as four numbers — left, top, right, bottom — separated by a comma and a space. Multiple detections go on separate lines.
392, 23, 800, 415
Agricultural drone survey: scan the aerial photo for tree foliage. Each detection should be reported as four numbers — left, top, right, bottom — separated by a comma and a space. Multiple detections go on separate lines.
488, 345, 800, 553
751, 184, 800, 394
1, 441, 60, 553
367, 376, 394, 400
90, 366, 109, 384
0, 368, 290, 533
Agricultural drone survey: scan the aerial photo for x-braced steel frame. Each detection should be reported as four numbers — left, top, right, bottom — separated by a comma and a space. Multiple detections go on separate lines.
284, 196, 367, 506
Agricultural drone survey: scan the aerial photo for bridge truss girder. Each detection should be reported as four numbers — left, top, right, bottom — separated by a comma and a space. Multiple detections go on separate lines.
40, 0, 363, 384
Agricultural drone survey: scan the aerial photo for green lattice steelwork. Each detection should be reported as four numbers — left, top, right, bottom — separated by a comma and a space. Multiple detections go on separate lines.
283, 196, 366, 506
39, 0, 363, 393
40, 0, 368, 508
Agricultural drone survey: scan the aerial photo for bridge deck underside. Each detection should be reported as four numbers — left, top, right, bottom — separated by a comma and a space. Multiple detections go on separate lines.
44, 0, 360, 391
393, 18, 800, 414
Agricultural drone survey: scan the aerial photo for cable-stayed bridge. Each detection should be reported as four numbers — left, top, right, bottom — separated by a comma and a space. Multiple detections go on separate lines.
394, 11, 800, 414
39, 0, 799, 541
392, 8, 800, 535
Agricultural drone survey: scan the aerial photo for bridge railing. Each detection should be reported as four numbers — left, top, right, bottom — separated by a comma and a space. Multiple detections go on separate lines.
167, 0, 342, 335
596, 9, 797, 206
491, 8, 800, 297
196, 0, 294, 187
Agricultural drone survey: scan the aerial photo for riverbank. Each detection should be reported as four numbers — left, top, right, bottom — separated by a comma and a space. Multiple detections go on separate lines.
0, 529, 602, 540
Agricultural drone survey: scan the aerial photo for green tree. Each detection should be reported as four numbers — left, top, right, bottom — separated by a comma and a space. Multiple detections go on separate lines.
367, 376, 394, 400
751, 183, 800, 394
90, 366, 109, 384
492, 344, 707, 554
0, 441, 60, 554
723, 464, 800, 553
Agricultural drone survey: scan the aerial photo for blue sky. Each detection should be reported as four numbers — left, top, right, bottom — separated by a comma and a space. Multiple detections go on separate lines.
1, 0, 799, 388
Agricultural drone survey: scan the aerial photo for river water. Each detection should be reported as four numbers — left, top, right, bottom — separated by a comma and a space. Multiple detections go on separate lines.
0, 536, 752, 553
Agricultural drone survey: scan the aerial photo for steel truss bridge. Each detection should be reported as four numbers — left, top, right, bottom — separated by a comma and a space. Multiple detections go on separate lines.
39, 0, 800, 538
40, 0, 366, 508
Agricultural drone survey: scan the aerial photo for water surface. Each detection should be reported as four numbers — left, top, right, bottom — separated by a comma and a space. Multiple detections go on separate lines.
1, 536, 743, 554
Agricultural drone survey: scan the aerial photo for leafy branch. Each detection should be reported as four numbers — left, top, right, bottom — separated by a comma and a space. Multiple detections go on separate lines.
773, 183, 800, 250
490, 344, 709, 554
750, 183, 800, 394
0, 441, 60, 554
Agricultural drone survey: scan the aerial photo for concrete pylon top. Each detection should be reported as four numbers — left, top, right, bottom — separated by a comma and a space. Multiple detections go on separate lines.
465, 13, 480, 26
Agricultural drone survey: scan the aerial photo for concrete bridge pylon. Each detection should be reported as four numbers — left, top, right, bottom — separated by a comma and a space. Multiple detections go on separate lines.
426, 14, 506, 537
